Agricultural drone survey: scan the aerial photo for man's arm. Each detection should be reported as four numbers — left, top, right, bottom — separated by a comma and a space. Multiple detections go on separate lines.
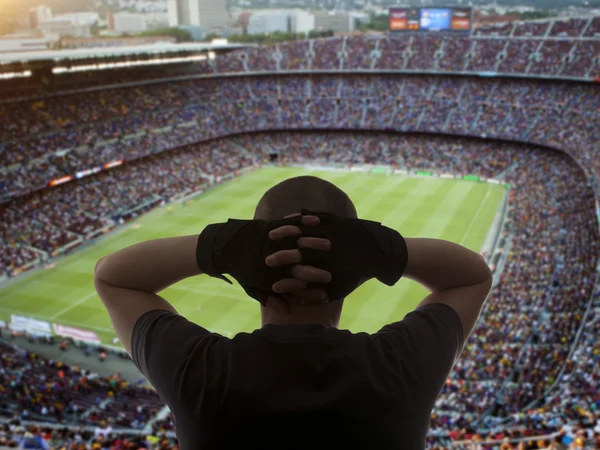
94, 235, 200, 356
403, 238, 493, 339
373, 238, 491, 402
94, 218, 331, 357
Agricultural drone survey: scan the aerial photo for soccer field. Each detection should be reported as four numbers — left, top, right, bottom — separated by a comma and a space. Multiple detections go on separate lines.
0, 167, 505, 345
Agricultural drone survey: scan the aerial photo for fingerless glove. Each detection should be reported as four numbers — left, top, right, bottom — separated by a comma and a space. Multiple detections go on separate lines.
296, 209, 408, 301
196, 216, 301, 305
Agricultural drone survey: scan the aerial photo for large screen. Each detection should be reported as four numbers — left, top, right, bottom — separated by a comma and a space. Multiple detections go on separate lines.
420, 8, 451, 30
389, 7, 472, 33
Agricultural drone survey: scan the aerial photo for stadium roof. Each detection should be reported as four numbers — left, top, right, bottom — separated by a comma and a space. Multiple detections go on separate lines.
0, 42, 256, 65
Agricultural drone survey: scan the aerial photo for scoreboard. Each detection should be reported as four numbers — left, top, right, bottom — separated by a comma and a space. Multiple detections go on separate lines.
389, 7, 472, 33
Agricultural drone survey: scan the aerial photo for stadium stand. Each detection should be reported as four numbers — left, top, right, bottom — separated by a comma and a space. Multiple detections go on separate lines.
1, 75, 597, 202
1, 17, 599, 450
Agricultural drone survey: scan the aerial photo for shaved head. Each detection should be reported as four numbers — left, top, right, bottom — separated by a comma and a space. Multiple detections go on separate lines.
254, 176, 357, 220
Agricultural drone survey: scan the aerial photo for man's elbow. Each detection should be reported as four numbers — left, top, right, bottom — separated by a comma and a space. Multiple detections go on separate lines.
475, 253, 493, 285
479, 265, 493, 294
94, 257, 107, 278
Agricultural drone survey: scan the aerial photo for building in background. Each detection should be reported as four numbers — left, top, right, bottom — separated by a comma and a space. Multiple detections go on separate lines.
291, 10, 315, 34
107, 12, 116, 31
236, 11, 252, 34
52, 12, 100, 26
314, 11, 356, 33
168, 0, 230, 35
348, 11, 369, 30
38, 19, 92, 38
248, 11, 290, 34
112, 12, 169, 34
36, 12, 99, 38
28, 6, 53, 29
244, 9, 315, 35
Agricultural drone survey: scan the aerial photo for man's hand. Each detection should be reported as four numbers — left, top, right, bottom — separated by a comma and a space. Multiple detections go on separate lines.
269, 209, 409, 302
265, 214, 332, 314
196, 214, 333, 313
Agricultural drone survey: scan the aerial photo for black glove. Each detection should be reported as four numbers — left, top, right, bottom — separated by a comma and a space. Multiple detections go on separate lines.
196, 211, 408, 305
196, 217, 302, 306
296, 209, 408, 301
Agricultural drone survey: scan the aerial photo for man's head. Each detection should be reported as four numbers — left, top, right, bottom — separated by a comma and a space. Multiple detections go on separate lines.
254, 176, 357, 328
254, 175, 357, 221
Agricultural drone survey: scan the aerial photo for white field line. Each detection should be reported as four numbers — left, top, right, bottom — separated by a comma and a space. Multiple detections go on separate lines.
0, 305, 114, 332
170, 285, 255, 303
0, 284, 254, 335
460, 183, 492, 247
51, 291, 98, 320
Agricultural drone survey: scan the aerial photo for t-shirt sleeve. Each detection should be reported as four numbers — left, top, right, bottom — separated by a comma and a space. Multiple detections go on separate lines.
131, 309, 222, 406
374, 303, 465, 403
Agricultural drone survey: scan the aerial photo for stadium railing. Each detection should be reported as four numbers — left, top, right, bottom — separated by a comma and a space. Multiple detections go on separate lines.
452, 433, 561, 449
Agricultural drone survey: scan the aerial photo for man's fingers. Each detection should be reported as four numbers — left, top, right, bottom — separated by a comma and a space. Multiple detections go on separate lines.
298, 237, 331, 251
292, 265, 332, 284
266, 238, 330, 267
269, 225, 301, 241
300, 215, 320, 226
272, 266, 332, 293
269, 215, 320, 240
266, 249, 301, 267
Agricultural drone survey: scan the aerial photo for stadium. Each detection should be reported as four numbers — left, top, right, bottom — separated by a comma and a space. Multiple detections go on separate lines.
0, 9, 599, 450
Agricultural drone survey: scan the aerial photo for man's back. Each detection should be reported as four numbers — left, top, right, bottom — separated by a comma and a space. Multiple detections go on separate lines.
133, 303, 464, 450
95, 180, 491, 449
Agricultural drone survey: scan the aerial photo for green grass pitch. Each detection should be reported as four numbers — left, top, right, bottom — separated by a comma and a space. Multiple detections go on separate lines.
0, 167, 505, 344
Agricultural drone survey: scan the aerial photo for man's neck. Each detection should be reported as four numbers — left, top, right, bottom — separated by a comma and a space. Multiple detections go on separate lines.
260, 301, 343, 328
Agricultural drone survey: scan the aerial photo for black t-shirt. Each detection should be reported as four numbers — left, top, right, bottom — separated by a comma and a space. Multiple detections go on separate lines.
132, 303, 464, 450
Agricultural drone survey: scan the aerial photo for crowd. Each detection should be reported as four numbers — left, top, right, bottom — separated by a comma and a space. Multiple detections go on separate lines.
1, 15, 597, 102
474, 16, 600, 38
1, 138, 255, 273
1, 130, 599, 449
222, 27, 600, 78
1, 75, 598, 204
1, 20, 599, 449
0, 341, 163, 428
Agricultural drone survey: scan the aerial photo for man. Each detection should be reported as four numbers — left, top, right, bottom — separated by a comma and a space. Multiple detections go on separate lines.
95, 175, 492, 450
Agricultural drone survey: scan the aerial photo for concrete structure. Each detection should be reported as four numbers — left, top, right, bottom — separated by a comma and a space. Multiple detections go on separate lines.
314, 11, 355, 33
291, 10, 315, 34
107, 12, 116, 31
146, 12, 170, 31
28, 6, 53, 29
60, 36, 177, 49
248, 11, 290, 34
38, 19, 92, 38
113, 13, 146, 34
168, 0, 230, 34
112, 12, 169, 34
0, 36, 54, 53
52, 12, 100, 26
0, 42, 256, 65
235, 11, 252, 34
349, 11, 369, 28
